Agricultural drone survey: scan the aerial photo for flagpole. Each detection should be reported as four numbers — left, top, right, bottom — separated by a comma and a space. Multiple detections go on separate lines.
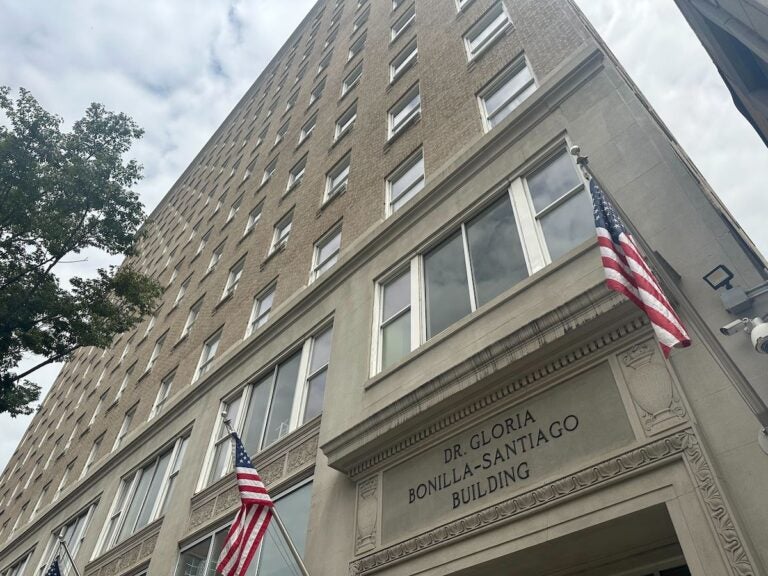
57, 534, 83, 576
569, 145, 768, 432
222, 414, 311, 576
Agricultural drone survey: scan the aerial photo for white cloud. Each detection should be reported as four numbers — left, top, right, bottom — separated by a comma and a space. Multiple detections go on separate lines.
0, 0, 766, 473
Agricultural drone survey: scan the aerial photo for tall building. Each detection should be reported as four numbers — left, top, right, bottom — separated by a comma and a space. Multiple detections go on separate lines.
674, 0, 768, 146
2, 1, 768, 575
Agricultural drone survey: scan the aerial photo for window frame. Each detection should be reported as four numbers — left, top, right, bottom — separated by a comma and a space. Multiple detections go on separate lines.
298, 114, 317, 144
341, 62, 363, 96
386, 148, 425, 216
324, 154, 351, 203
246, 284, 276, 337
221, 258, 246, 300
334, 101, 357, 141
391, 4, 415, 41
463, 1, 512, 61
478, 56, 536, 132
270, 211, 293, 254
348, 30, 366, 62
149, 372, 174, 420
388, 84, 421, 139
194, 330, 223, 382
390, 37, 418, 83
287, 155, 308, 191
311, 226, 342, 282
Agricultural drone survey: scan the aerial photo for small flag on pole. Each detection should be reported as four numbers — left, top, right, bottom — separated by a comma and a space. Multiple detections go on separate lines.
45, 560, 62, 576
590, 178, 691, 357
216, 432, 274, 576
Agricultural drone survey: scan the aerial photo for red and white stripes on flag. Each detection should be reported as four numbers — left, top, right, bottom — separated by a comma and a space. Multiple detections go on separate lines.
590, 179, 691, 357
216, 433, 274, 576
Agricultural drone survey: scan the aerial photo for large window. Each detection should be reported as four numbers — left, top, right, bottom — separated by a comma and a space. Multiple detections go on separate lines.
38, 505, 95, 575
175, 481, 312, 576
479, 57, 535, 130
464, 2, 511, 60
373, 148, 592, 373
95, 436, 188, 556
202, 327, 332, 488
2, 552, 29, 576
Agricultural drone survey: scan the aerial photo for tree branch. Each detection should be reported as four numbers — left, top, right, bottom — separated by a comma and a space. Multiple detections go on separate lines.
10, 347, 77, 383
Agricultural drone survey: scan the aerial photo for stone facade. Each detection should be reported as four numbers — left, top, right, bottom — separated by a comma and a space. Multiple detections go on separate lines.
1, 1, 768, 576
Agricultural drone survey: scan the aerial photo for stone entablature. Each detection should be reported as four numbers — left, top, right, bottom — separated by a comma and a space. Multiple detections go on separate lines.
84, 518, 161, 576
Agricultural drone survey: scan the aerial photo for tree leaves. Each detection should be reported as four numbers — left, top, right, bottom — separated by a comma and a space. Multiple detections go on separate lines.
0, 87, 161, 416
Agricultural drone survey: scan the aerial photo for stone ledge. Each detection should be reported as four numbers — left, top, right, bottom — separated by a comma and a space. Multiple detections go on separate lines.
84, 518, 162, 576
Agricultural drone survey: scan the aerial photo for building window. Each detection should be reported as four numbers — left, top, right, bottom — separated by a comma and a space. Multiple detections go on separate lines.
317, 51, 333, 76
201, 326, 333, 487
348, 31, 366, 61
341, 63, 362, 96
3, 552, 30, 576
145, 333, 166, 372
207, 243, 223, 273
246, 284, 275, 336
455, 0, 474, 11
262, 157, 278, 184
372, 147, 592, 372
80, 434, 103, 479
115, 368, 132, 401
464, 2, 511, 60
244, 202, 263, 236
324, 155, 351, 204
309, 77, 326, 106
335, 102, 357, 140
388, 84, 420, 138
270, 212, 293, 254
173, 277, 190, 307
285, 89, 299, 113
390, 38, 417, 83
149, 372, 174, 420
113, 408, 135, 452
274, 120, 289, 146
391, 4, 415, 40
227, 194, 243, 223
54, 461, 73, 500
479, 57, 535, 130
95, 436, 188, 555
311, 227, 342, 281
354, 7, 370, 33
386, 149, 424, 214
88, 392, 106, 427
37, 505, 95, 575
287, 155, 307, 191
299, 114, 317, 144
222, 258, 245, 300
182, 298, 203, 339
196, 228, 211, 256
194, 331, 222, 382
175, 481, 312, 576
244, 157, 258, 182
29, 482, 49, 522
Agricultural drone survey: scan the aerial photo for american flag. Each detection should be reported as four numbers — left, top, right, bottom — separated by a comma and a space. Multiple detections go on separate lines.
216, 433, 274, 576
590, 178, 691, 357
45, 560, 62, 576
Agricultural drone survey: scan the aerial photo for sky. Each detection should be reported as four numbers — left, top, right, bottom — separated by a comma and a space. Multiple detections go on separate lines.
0, 0, 766, 472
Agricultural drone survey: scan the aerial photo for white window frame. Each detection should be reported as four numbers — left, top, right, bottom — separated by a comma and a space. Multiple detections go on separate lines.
37, 504, 95, 575
196, 229, 211, 256
244, 202, 263, 236
222, 258, 245, 300
287, 156, 307, 191
324, 154, 351, 203
391, 4, 415, 40
54, 461, 73, 500
208, 244, 223, 273
455, 0, 474, 12
341, 63, 363, 96
270, 212, 293, 254
274, 121, 289, 146
173, 277, 190, 307
149, 372, 174, 420
113, 408, 135, 452
198, 326, 333, 490
246, 284, 276, 337
145, 333, 166, 373
262, 157, 278, 185
93, 437, 187, 557
348, 30, 366, 62
463, 1, 511, 61
311, 226, 342, 282
386, 148, 425, 215
194, 331, 222, 382
88, 393, 106, 427
227, 194, 243, 223
335, 102, 357, 141
478, 56, 536, 132
317, 51, 333, 76
299, 114, 317, 144
181, 298, 203, 339
80, 434, 103, 479
309, 77, 326, 106
30, 483, 49, 521
388, 84, 420, 139
390, 38, 417, 83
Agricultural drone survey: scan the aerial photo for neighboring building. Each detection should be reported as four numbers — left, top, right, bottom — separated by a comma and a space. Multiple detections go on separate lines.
675, 0, 768, 145
2, 1, 768, 575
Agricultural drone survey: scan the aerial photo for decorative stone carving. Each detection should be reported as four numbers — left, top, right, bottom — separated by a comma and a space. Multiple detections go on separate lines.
349, 430, 756, 576
214, 485, 241, 515
287, 435, 319, 472
139, 533, 158, 557
682, 434, 755, 576
260, 456, 287, 486
619, 341, 686, 434
189, 498, 216, 529
355, 476, 379, 555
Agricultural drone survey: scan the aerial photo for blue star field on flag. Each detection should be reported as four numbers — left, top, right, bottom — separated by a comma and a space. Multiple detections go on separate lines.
45, 559, 62, 576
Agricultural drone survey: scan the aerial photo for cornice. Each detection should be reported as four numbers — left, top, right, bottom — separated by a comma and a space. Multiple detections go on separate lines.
322, 286, 644, 478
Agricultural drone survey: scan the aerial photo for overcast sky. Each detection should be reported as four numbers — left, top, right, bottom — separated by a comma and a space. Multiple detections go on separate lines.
1, 0, 766, 472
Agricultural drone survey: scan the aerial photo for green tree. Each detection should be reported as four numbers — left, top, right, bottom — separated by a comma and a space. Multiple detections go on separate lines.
0, 87, 162, 417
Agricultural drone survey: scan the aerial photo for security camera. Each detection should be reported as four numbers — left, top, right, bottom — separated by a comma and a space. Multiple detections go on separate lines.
720, 318, 749, 336
751, 319, 768, 354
